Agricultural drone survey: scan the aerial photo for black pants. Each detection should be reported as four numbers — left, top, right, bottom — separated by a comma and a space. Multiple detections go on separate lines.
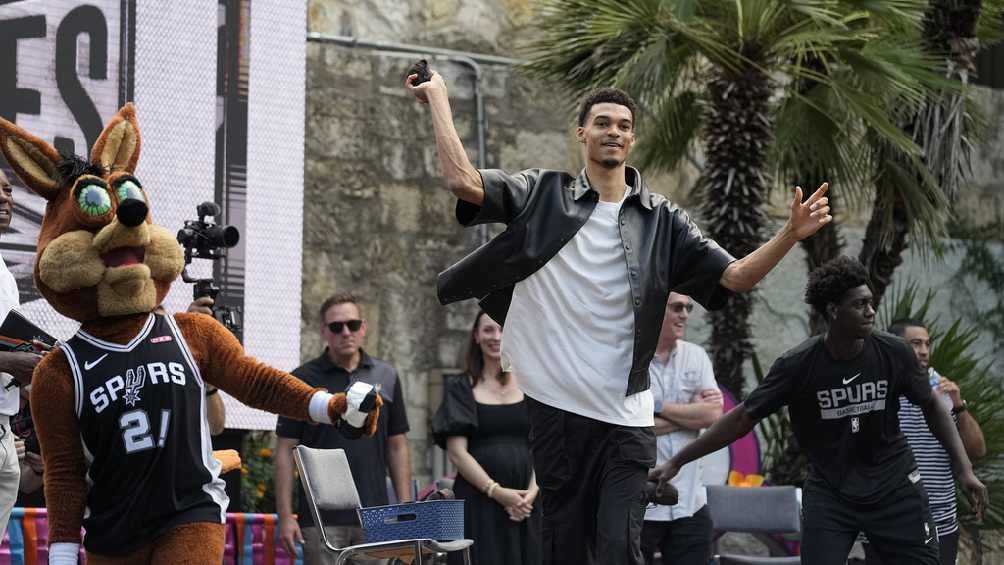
640, 505, 713, 565
801, 473, 939, 565
864, 529, 959, 565
526, 398, 656, 565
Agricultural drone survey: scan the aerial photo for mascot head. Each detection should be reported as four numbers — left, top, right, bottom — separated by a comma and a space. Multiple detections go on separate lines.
0, 104, 184, 322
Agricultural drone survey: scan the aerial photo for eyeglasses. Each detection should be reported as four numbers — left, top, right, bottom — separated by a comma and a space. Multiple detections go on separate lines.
668, 302, 694, 313
327, 319, 363, 333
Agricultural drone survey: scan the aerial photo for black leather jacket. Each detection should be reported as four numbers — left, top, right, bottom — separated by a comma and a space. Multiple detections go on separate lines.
437, 167, 735, 396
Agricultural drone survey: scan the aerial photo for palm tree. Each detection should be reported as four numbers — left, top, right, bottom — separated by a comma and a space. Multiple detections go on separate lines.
859, 0, 1004, 308
525, 0, 937, 396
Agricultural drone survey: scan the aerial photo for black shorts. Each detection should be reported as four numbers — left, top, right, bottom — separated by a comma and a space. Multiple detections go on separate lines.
801, 471, 939, 565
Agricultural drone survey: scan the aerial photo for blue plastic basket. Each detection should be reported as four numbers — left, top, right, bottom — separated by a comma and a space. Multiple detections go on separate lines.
358, 500, 464, 543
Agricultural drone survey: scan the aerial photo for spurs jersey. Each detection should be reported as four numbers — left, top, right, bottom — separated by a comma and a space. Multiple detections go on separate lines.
744, 332, 932, 504
62, 313, 226, 554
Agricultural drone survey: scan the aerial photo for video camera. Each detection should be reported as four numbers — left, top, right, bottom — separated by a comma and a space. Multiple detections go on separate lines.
177, 202, 243, 336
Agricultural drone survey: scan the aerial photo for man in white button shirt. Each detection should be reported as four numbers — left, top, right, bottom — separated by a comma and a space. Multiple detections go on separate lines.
642, 293, 722, 564
0, 169, 44, 536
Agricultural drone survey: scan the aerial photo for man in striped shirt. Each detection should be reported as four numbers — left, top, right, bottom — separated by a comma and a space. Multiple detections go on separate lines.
864, 319, 987, 565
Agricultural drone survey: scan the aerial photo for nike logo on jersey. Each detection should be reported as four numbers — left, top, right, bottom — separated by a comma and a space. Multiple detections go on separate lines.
84, 354, 109, 371
842, 373, 861, 385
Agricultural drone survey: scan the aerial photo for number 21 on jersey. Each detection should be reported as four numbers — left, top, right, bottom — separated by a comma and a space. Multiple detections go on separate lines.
120, 409, 172, 453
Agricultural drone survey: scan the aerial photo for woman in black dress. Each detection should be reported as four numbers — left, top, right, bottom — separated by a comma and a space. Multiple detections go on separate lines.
432, 311, 541, 565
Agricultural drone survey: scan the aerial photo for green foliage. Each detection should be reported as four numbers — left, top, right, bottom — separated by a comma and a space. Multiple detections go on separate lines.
241, 431, 278, 514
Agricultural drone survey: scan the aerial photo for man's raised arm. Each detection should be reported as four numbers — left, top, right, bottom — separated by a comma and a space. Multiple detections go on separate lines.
720, 183, 832, 292
405, 71, 484, 205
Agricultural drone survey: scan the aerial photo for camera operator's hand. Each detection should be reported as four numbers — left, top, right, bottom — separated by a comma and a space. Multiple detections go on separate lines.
188, 296, 215, 316
0, 350, 42, 387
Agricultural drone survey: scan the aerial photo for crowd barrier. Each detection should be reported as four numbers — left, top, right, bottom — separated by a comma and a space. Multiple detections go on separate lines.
0, 508, 303, 564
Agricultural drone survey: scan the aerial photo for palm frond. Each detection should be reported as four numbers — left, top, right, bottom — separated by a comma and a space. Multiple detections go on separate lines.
633, 90, 706, 173
839, 0, 928, 32
976, 0, 1004, 45
869, 151, 948, 258
770, 83, 873, 206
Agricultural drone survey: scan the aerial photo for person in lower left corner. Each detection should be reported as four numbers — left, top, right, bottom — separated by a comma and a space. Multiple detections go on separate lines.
432, 310, 541, 565
641, 293, 722, 565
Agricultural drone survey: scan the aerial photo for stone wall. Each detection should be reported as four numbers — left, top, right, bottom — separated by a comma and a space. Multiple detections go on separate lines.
303, 0, 578, 483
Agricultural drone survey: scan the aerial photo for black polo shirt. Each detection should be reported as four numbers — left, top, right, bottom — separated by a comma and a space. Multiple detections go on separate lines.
276, 350, 409, 527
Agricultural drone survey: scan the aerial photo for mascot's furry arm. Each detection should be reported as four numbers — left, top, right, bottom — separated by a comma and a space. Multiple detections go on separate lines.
172, 311, 382, 428
31, 313, 382, 547
29, 351, 88, 547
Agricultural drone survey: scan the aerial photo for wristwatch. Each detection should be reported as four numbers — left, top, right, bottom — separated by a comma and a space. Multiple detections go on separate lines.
951, 400, 968, 415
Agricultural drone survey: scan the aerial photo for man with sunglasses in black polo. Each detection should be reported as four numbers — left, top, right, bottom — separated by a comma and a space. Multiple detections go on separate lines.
274, 291, 412, 565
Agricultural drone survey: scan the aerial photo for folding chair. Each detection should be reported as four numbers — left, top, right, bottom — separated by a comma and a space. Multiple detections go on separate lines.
294, 446, 473, 565
706, 485, 802, 565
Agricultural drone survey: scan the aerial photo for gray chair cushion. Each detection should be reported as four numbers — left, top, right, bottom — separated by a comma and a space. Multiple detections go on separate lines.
294, 446, 362, 512
706, 486, 800, 534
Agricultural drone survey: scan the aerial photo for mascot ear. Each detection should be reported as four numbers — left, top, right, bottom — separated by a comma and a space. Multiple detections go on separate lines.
91, 103, 141, 173
0, 117, 62, 200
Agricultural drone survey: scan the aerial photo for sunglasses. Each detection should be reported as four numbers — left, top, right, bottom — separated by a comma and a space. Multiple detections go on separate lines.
668, 303, 694, 313
328, 319, 363, 333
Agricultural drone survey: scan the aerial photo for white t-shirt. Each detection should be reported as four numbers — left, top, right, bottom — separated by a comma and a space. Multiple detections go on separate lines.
0, 258, 20, 416
646, 340, 719, 521
503, 193, 654, 427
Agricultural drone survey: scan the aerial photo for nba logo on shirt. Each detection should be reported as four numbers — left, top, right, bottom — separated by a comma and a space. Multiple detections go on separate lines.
851, 416, 860, 434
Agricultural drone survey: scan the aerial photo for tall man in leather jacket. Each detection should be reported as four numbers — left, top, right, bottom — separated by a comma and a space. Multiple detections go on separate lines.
406, 72, 832, 565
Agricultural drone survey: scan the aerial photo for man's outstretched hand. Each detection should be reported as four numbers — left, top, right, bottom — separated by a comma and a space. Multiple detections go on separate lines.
648, 461, 682, 505
787, 182, 831, 241
960, 470, 988, 521
405, 70, 447, 104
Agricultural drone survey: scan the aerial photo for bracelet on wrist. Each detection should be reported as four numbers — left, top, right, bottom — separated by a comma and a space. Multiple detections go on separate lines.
205, 387, 219, 397
951, 400, 968, 415
486, 482, 500, 499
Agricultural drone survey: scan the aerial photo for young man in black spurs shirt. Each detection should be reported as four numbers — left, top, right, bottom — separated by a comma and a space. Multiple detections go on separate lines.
650, 256, 987, 564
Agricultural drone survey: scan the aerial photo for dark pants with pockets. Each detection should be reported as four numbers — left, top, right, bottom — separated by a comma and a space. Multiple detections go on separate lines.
527, 397, 655, 565
801, 472, 940, 565
640, 505, 713, 565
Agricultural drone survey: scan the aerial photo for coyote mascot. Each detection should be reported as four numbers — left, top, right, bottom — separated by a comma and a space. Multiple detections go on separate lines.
0, 104, 380, 564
